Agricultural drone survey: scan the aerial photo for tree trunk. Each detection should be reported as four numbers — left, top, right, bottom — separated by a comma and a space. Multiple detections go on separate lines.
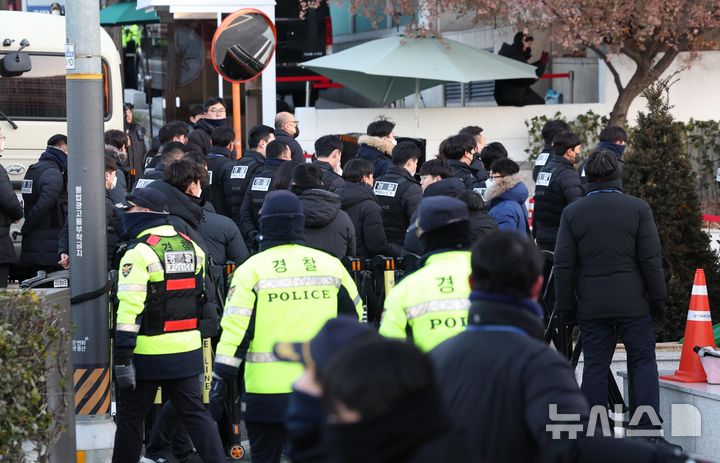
608, 79, 647, 127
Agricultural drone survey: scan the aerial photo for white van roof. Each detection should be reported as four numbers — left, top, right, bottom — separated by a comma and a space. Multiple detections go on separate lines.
0, 10, 116, 55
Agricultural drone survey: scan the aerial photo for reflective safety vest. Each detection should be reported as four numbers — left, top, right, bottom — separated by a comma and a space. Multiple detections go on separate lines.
379, 250, 471, 352
115, 225, 206, 356
215, 244, 363, 394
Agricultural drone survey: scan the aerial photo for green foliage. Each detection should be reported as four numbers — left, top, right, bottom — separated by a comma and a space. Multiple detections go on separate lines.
685, 119, 720, 214
524, 110, 609, 162
0, 291, 70, 462
623, 78, 720, 341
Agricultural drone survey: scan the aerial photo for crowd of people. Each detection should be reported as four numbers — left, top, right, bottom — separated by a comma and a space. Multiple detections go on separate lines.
0, 96, 702, 463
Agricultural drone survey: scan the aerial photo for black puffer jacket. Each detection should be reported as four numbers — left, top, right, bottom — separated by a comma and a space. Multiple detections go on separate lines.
313, 160, 345, 193
532, 144, 554, 183
237, 158, 285, 244
337, 182, 396, 257
554, 180, 666, 321
145, 180, 207, 252
207, 146, 235, 217
294, 187, 356, 258
533, 154, 583, 249
20, 147, 68, 267
448, 159, 484, 190
0, 164, 23, 264
134, 163, 166, 190
275, 128, 305, 163
200, 203, 248, 266
375, 166, 422, 247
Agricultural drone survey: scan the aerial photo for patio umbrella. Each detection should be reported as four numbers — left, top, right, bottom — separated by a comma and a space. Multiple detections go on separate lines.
100, 1, 159, 26
302, 35, 539, 135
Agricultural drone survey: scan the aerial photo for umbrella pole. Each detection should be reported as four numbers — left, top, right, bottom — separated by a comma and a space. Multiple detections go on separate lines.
382, 77, 396, 106
413, 79, 419, 138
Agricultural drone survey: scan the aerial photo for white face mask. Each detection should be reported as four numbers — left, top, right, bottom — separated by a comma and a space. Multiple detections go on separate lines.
390, 138, 397, 146
111, 175, 118, 189
485, 178, 496, 189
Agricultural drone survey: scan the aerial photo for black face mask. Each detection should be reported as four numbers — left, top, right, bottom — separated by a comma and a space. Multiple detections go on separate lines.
205, 118, 227, 128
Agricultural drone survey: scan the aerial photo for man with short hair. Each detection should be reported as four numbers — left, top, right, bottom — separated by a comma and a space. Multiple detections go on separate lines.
188, 103, 205, 127
194, 97, 228, 137
134, 142, 188, 190
19, 134, 69, 275
312, 135, 345, 193
532, 119, 570, 182
431, 231, 687, 463
227, 124, 275, 227
274, 112, 304, 163
207, 126, 236, 217
374, 141, 422, 249
533, 130, 583, 251
480, 142, 509, 172
357, 118, 396, 178
238, 140, 291, 249
381, 197, 473, 352
145, 121, 190, 170
441, 133, 485, 191
105, 129, 131, 204
418, 158, 454, 191
458, 125, 488, 181
554, 150, 677, 451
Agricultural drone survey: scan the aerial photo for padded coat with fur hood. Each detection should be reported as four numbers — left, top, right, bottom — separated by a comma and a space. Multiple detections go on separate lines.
357, 135, 394, 178
486, 173, 529, 234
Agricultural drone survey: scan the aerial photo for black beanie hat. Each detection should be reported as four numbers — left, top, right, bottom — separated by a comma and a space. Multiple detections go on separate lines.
259, 190, 305, 249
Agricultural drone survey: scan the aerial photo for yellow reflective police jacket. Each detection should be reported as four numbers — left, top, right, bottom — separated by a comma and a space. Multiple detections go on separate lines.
115, 225, 205, 359
215, 244, 363, 394
379, 250, 471, 352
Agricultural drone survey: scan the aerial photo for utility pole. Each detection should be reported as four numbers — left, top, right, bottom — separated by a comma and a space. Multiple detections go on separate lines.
66, 0, 115, 460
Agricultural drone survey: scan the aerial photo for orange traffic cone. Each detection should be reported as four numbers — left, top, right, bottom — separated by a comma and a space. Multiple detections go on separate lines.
661, 269, 717, 383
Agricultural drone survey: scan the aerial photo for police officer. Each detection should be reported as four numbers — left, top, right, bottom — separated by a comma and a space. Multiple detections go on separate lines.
207, 126, 236, 217
112, 187, 225, 463
312, 134, 345, 193
531, 119, 570, 182
533, 130, 583, 251
19, 134, 68, 276
210, 190, 363, 463
227, 125, 275, 226
441, 133, 486, 191
237, 140, 291, 249
374, 141, 422, 249
380, 196, 472, 352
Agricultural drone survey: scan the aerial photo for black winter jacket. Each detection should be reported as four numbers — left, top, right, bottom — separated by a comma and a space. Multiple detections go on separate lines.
448, 159, 484, 191
107, 152, 129, 205
431, 293, 671, 463
200, 203, 248, 266
533, 155, 583, 248
374, 166, 422, 247
578, 142, 627, 186
294, 187, 356, 258
207, 146, 235, 217
238, 158, 285, 244
554, 181, 666, 321
0, 164, 23, 264
145, 180, 207, 252
227, 150, 266, 227
337, 182, 396, 257
134, 163, 166, 190
532, 144, 554, 183
275, 128, 305, 163
356, 135, 394, 178
20, 147, 68, 266
313, 160, 345, 193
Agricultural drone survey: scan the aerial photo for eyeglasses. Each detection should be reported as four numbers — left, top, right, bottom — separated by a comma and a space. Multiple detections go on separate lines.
489, 174, 503, 179
207, 108, 226, 115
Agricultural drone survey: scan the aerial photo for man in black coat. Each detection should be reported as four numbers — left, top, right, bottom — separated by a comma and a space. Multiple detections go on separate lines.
313, 135, 345, 193
0, 127, 23, 286
431, 232, 688, 463
357, 118, 396, 178
441, 134, 486, 191
458, 125, 489, 181
374, 142, 422, 249
494, 29, 548, 107
579, 126, 628, 185
227, 125, 274, 228
274, 111, 305, 163
144, 120, 189, 171
134, 143, 188, 190
533, 130, 584, 251
20, 134, 68, 275
238, 140, 291, 248
532, 120, 570, 182
206, 126, 236, 217
554, 150, 676, 449
337, 159, 394, 257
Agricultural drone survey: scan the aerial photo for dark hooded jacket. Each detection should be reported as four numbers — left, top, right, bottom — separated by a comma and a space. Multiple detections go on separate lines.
145, 180, 207, 251
375, 166, 422, 248
275, 128, 305, 163
238, 158, 286, 245
227, 150, 266, 227
579, 142, 626, 185
533, 154, 583, 249
337, 182, 396, 257
357, 135, 394, 178
448, 159, 485, 191
0, 164, 23, 264
20, 147, 68, 266
313, 160, 345, 193
554, 180, 666, 321
486, 174, 530, 234
207, 145, 235, 217
294, 187, 356, 258
200, 202, 248, 267
532, 144, 554, 183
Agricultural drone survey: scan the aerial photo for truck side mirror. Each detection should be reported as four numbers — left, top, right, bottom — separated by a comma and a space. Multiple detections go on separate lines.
0, 52, 32, 77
